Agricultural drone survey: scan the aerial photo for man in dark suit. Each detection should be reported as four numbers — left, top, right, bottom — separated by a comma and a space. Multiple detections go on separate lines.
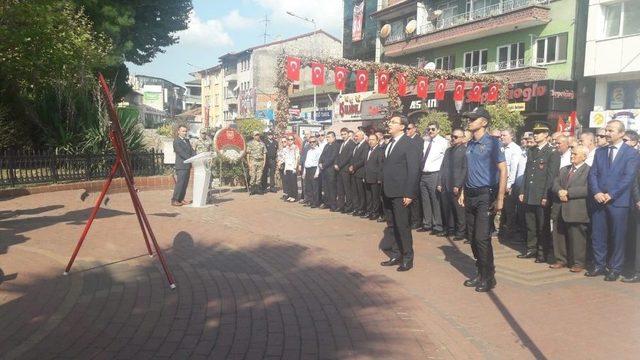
622, 165, 640, 283
262, 131, 278, 192
550, 145, 591, 272
587, 120, 640, 281
518, 122, 560, 263
405, 121, 424, 229
438, 128, 467, 240
335, 128, 356, 212
172, 125, 195, 206
364, 133, 384, 220
380, 113, 421, 272
350, 130, 369, 216
319, 131, 339, 211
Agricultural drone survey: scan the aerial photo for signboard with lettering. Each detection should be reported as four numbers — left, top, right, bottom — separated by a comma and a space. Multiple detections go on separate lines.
590, 109, 640, 130
508, 103, 526, 112
352, 1, 364, 42
361, 98, 389, 120
334, 92, 372, 122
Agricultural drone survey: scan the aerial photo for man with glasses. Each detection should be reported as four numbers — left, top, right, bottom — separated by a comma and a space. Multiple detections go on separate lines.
335, 128, 356, 213
596, 128, 608, 148
417, 121, 448, 235
282, 136, 300, 202
624, 130, 639, 149
500, 128, 524, 238
458, 107, 507, 292
438, 128, 467, 240
349, 130, 370, 216
380, 113, 421, 272
406, 120, 424, 229
579, 131, 596, 166
302, 135, 322, 208
364, 134, 384, 220
319, 131, 339, 211
518, 122, 560, 263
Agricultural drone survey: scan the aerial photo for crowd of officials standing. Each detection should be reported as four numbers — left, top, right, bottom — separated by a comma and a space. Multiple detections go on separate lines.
174, 108, 640, 292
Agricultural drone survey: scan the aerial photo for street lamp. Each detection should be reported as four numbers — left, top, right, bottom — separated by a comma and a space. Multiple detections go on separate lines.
286, 11, 318, 124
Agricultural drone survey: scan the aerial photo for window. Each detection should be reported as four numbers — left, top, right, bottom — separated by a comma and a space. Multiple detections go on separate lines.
535, 34, 567, 64
463, 49, 488, 73
497, 42, 525, 70
386, 19, 406, 43
435, 55, 455, 70
603, 1, 640, 37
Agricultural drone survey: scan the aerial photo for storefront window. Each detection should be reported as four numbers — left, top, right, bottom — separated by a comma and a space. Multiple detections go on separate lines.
607, 81, 640, 110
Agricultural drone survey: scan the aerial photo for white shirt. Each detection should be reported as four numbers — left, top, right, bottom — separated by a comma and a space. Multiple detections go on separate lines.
514, 149, 527, 188
586, 148, 595, 166
503, 141, 523, 189
282, 145, 299, 172
352, 140, 366, 155
367, 145, 378, 160
386, 134, 404, 157
609, 140, 624, 162
318, 139, 327, 152
422, 135, 448, 172
304, 146, 322, 168
559, 150, 571, 169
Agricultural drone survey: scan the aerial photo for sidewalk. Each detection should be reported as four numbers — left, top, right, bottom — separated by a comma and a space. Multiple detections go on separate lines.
1, 189, 639, 359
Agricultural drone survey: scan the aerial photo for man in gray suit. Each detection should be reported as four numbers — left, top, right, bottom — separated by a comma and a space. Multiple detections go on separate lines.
550, 145, 591, 272
172, 125, 195, 206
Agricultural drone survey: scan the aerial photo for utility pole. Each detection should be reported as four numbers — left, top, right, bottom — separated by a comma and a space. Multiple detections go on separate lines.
260, 14, 270, 44
286, 11, 317, 123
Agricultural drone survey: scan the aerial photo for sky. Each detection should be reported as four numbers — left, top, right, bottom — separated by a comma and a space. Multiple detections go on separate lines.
127, 0, 344, 86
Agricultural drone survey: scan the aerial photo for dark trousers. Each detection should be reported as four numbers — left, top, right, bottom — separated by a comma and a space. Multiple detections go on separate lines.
352, 176, 366, 212
501, 190, 519, 233
465, 188, 496, 279
591, 205, 629, 273
525, 204, 551, 255
337, 170, 353, 210
553, 216, 587, 267
172, 169, 190, 202
261, 159, 277, 190
441, 189, 466, 236
304, 167, 320, 206
322, 169, 337, 210
283, 170, 298, 199
420, 172, 443, 231
626, 207, 640, 273
365, 182, 381, 215
383, 196, 414, 261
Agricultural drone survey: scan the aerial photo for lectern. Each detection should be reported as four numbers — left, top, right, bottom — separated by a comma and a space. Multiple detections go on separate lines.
184, 152, 214, 207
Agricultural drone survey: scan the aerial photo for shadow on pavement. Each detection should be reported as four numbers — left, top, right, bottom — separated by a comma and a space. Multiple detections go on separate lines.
0, 230, 427, 359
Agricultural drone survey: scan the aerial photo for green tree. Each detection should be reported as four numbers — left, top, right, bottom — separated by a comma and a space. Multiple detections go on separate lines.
237, 118, 267, 140
416, 111, 452, 135
486, 102, 525, 131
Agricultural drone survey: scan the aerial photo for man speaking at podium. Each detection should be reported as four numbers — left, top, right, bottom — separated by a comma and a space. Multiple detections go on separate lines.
172, 125, 195, 206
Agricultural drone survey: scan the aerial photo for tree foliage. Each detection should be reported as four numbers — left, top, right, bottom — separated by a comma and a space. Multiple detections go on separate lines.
486, 102, 525, 131
237, 119, 267, 140
417, 111, 452, 135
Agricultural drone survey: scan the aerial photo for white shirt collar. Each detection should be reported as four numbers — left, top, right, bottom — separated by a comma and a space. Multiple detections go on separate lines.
393, 133, 404, 142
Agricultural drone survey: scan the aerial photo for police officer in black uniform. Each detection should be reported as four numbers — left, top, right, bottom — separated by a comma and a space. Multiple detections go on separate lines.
518, 122, 561, 263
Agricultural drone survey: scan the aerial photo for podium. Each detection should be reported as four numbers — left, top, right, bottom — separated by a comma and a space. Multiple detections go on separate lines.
185, 152, 214, 207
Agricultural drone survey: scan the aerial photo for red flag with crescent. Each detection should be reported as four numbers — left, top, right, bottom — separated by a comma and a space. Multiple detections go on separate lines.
416, 76, 429, 99
397, 73, 407, 96
334, 67, 348, 91
453, 81, 465, 101
377, 71, 389, 94
435, 79, 447, 100
286, 56, 301, 81
355, 70, 369, 92
487, 83, 500, 102
469, 82, 483, 102
311, 62, 325, 85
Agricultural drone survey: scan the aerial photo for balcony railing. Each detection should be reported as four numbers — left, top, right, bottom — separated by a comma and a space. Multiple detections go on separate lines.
464, 64, 488, 74
495, 58, 525, 71
419, 0, 550, 34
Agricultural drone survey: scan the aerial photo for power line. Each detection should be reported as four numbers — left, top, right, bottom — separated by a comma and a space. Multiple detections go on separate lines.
260, 14, 270, 44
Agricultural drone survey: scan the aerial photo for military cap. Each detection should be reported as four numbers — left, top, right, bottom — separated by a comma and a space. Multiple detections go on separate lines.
532, 122, 550, 132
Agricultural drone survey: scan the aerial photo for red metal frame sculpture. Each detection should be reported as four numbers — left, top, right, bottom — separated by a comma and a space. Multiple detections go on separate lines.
63, 73, 176, 289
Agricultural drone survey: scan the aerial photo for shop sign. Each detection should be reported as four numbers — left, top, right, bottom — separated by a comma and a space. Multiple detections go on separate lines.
361, 98, 390, 120
508, 103, 526, 112
315, 109, 333, 123
409, 99, 438, 110
589, 109, 640, 130
288, 108, 301, 117
335, 92, 371, 122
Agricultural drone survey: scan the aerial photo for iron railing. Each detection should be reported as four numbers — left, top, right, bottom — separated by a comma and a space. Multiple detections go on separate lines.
496, 58, 526, 70
0, 148, 167, 188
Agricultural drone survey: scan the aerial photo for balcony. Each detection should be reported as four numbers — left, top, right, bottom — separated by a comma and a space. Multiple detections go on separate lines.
384, 0, 551, 57
490, 65, 548, 83
225, 72, 237, 82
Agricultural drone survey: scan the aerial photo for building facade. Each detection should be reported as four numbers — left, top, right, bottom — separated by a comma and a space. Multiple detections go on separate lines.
127, 74, 185, 128
369, 0, 589, 128
192, 65, 224, 128
584, 0, 640, 131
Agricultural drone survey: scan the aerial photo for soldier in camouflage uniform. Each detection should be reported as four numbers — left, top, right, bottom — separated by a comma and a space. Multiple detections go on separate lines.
246, 131, 266, 195
193, 128, 212, 154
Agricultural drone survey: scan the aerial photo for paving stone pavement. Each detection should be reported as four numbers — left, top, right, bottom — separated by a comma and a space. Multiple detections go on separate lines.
1, 189, 639, 359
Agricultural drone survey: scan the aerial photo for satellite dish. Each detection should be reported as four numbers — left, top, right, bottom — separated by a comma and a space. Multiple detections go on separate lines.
433, 10, 443, 17
380, 24, 391, 38
405, 20, 417, 35
424, 62, 436, 71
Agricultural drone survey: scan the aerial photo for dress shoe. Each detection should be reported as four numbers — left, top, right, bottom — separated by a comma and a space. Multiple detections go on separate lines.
411, 223, 422, 230
569, 265, 584, 273
329, 208, 340, 212
463, 275, 481, 287
319, 204, 328, 209
360, 212, 371, 218
310, 205, 318, 209
181, 200, 192, 205
475, 277, 497, 292
534, 255, 547, 263
517, 250, 537, 259
377, 217, 386, 223
397, 260, 413, 272
380, 258, 401, 266
604, 271, 620, 282
270, 188, 277, 193
416, 227, 431, 233
171, 201, 183, 207
453, 235, 466, 241
621, 273, 640, 283
431, 230, 447, 237
351, 211, 362, 216
584, 267, 606, 277
368, 214, 378, 220
549, 262, 566, 269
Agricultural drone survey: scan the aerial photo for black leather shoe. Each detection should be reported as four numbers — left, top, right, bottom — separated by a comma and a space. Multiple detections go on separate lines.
517, 250, 537, 259
604, 271, 620, 282
584, 267, 606, 277
463, 275, 481, 287
380, 258, 401, 266
377, 217, 386, 222
431, 230, 447, 237
397, 260, 413, 272
368, 214, 378, 220
534, 255, 547, 263
319, 204, 328, 209
621, 273, 640, 283
453, 235, 466, 241
360, 212, 371, 218
416, 227, 431, 232
475, 277, 496, 292
310, 205, 318, 208
411, 223, 422, 230
329, 208, 339, 212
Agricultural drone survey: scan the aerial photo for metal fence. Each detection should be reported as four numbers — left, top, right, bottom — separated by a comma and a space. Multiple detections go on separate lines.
0, 148, 167, 187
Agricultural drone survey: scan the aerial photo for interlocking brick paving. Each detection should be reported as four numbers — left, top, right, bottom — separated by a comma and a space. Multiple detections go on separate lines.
1, 189, 639, 359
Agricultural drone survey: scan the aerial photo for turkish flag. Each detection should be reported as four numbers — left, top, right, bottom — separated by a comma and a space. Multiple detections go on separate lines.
377, 71, 389, 94
286, 56, 301, 81
487, 83, 500, 102
453, 81, 465, 101
557, 111, 577, 135
311, 62, 325, 85
397, 73, 407, 97
334, 67, 348, 91
416, 76, 429, 99
468, 82, 483, 102
355, 70, 369, 92
434, 79, 447, 100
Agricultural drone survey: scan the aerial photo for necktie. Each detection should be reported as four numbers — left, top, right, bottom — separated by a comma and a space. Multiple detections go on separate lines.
340, 140, 347, 154
608, 146, 615, 166
353, 142, 360, 155
386, 139, 396, 158
367, 147, 374, 161
566, 166, 576, 184
423, 140, 433, 163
